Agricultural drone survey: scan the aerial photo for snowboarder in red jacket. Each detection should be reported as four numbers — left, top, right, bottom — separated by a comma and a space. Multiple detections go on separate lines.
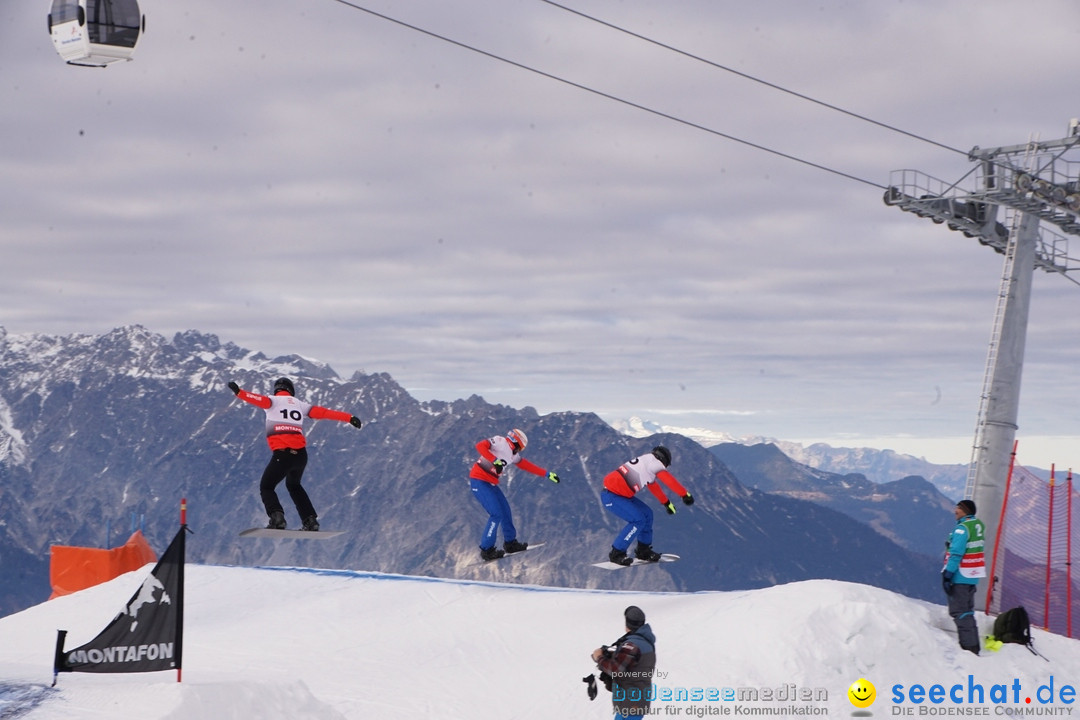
228, 377, 362, 531
469, 429, 560, 560
601, 446, 693, 565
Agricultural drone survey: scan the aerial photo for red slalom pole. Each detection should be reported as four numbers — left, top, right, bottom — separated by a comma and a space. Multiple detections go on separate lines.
1045, 467, 1055, 630
985, 441, 1018, 613
1068, 471, 1074, 638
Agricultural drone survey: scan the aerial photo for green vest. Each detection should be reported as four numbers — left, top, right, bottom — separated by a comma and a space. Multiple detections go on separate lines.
955, 517, 986, 579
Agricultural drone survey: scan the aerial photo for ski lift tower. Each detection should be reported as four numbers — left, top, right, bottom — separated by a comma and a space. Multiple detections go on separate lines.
884, 120, 1080, 611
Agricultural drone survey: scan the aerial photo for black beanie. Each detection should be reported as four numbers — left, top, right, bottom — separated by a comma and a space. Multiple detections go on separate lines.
957, 499, 976, 516
624, 605, 646, 630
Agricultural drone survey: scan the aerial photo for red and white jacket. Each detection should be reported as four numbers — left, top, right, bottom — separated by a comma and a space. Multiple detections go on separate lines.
235, 389, 353, 451
469, 435, 547, 485
603, 452, 688, 506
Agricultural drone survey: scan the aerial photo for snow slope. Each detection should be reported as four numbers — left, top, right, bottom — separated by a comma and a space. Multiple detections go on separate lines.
1, 564, 1078, 719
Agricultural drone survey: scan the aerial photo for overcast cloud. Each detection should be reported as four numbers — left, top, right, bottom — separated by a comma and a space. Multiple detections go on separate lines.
4, 0, 1080, 467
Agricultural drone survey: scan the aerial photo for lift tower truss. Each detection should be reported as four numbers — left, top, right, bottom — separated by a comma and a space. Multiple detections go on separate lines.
885, 123, 1080, 611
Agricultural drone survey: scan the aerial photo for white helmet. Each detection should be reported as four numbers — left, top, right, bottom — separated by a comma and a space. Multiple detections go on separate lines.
507, 428, 528, 452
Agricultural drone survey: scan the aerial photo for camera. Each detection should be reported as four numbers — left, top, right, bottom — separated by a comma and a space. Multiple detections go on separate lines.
583, 674, 598, 700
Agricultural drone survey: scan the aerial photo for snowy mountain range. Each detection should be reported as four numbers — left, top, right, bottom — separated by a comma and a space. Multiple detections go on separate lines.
708, 441, 957, 558
0, 326, 943, 617
2, 564, 1078, 719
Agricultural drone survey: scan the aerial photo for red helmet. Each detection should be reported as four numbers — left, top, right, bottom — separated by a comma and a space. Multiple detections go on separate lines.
507, 429, 528, 452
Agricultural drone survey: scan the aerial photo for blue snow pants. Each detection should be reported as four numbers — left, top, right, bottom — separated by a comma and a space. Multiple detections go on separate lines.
601, 490, 653, 551
470, 479, 517, 550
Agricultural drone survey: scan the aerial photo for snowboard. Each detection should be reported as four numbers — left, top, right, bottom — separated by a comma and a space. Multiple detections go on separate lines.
239, 528, 345, 540
592, 553, 679, 570
472, 543, 546, 566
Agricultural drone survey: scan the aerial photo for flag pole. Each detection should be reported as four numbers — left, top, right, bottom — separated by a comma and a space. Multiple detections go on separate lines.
177, 497, 187, 683
52, 630, 67, 686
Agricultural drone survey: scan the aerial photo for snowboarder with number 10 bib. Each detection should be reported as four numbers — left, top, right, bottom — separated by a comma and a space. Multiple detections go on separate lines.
228, 377, 363, 531
601, 446, 693, 566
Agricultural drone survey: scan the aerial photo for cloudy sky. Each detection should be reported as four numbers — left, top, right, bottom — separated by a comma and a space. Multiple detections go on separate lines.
4, 0, 1080, 467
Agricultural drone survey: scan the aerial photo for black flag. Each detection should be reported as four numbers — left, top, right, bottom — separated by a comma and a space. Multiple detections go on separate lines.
54, 525, 186, 678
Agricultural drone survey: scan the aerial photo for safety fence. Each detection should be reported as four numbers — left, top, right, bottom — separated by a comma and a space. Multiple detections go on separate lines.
987, 459, 1078, 638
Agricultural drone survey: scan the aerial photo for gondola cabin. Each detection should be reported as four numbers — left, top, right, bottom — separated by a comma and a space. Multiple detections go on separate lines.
48, 0, 144, 67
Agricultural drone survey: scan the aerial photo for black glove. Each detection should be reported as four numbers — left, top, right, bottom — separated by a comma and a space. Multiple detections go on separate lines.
493, 459, 506, 475
227, 381, 240, 396
682, 493, 694, 506
349, 416, 362, 429
663, 500, 676, 515
941, 570, 955, 596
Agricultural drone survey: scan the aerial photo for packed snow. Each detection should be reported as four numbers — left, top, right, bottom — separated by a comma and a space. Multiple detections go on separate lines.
1, 563, 1078, 719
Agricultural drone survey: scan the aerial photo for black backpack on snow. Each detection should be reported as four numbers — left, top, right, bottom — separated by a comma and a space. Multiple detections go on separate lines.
993, 606, 1033, 651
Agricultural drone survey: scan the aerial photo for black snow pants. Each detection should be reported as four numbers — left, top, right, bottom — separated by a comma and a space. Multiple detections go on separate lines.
259, 447, 316, 521
947, 583, 980, 653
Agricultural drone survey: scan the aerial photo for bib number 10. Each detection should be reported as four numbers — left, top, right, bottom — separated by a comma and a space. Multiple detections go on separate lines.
279, 409, 303, 421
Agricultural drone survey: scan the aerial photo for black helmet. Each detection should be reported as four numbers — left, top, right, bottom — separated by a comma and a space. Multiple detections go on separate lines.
651, 446, 671, 467
272, 377, 295, 396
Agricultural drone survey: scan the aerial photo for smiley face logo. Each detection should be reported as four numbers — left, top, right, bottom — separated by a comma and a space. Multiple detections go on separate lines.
848, 678, 876, 709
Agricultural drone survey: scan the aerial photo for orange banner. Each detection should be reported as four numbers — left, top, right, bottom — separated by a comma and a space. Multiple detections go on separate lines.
49, 530, 157, 599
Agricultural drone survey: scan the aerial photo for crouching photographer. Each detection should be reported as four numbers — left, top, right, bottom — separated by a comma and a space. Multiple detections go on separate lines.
586, 606, 657, 718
